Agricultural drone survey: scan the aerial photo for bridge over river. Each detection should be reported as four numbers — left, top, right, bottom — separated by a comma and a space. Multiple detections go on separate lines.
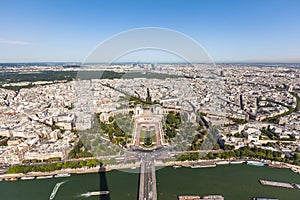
138, 154, 157, 200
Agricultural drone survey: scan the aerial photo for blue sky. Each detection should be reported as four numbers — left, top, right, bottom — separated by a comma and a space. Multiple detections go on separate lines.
0, 0, 300, 63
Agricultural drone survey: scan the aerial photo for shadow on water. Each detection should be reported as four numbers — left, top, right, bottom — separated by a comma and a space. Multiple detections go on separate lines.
98, 165, 111, 200
137, 169, 141, 200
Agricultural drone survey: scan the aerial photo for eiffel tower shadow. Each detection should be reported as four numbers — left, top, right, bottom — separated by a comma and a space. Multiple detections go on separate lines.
98, 166, 111, 200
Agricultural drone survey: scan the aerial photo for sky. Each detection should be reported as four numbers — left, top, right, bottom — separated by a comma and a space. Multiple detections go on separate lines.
0, 0, 300, 63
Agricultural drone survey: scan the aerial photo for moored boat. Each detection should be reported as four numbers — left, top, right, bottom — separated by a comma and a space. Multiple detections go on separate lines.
173, 165, 181, 168
230, 160, 244, 164
247, 161, 265, 166
20, 176, 35, 180
216, 161, 230, 165
259, 179, 295, 189
54, 173, 71, 178
4, 177, 18, 182
190, 164, 216, 168
290, 168, 300, 174
36, 175, 53, 179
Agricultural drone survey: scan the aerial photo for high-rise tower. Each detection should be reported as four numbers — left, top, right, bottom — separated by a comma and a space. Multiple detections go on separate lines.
146, 88, 152, 102
240, 94, 244, 110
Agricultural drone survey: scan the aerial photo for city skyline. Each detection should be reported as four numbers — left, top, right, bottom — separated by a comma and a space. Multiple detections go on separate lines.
1, 0, 300, 63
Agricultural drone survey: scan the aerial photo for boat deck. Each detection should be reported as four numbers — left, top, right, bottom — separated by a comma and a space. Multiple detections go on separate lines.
259, 179, 300, 190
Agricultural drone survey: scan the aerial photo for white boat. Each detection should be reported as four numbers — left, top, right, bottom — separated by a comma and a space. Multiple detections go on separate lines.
247, 161, 265, 167
173, 165, 182, 168
49, 181, 66, 200
54, 173, 71, 178
230, 161, 244, 164
81, 191, 110, 197
216, 161, 230, 165
190, 164, 216, 168
21, 176, 35, 180
36, 175, 53, 179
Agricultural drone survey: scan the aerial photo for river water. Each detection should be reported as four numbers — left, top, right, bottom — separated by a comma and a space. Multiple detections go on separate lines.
0, 164, 299, 200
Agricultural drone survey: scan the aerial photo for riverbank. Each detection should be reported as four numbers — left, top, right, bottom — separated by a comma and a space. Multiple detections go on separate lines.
1, 164, 299, 200
0, 162, 141, 180
1, 158, 299, 181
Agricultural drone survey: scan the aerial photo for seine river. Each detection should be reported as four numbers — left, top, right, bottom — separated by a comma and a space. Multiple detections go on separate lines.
0, 165, 299, 200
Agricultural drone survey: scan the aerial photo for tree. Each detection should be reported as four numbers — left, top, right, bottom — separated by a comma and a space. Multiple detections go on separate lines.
68, 140, 92, 159
223, 144, 235, 150
166, 113, 176, 124
108, 116, 114, 123
295, 153, 300, 161
79, 160, 87, 167
207, 152, 215, 159
213, 143, 220, 150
